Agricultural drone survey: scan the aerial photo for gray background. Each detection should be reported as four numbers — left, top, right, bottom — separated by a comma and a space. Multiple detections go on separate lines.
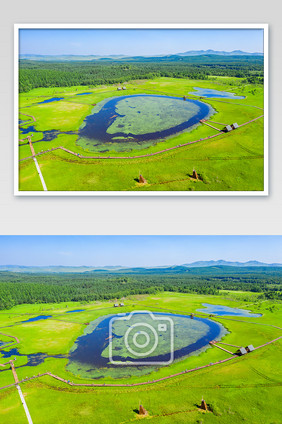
1, 1, 280, 235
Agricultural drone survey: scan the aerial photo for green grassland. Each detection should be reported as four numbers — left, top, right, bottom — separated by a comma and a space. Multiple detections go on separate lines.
0, 292, 281, 423
18, 77, 264, 192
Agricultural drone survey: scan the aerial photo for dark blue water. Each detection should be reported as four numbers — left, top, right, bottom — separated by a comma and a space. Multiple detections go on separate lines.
69, 312, 222, 368
38, 97, 64, 104
21, 315, 52, 323
0, 348, 65, 368
19, 125, 76, 143
197, 303, 262, 317
66, 309, 85, 313
189, 87, 245, 99
78, 94, 212, 146
76, 92, 92, 96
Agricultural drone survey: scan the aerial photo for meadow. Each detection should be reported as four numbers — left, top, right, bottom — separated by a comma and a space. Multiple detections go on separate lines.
18, 76, 264, 192
0, 291, 281, 423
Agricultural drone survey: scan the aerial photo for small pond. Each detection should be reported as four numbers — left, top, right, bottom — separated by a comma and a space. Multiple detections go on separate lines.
21, 315, 52, 323
38, 97, 64, 104
189, 87, 245, 99
66, 309, 85, 313
197, 303, 262, 317
76, 92, 92, 96
67, 312, 226, 379
77, 94, 214, 152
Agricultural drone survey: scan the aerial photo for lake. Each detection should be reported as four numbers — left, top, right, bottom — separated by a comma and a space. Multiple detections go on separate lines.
77, 94, 214, 152
197, 303, 262, 317
67, 312, 226, 379
189, 87, 245, 99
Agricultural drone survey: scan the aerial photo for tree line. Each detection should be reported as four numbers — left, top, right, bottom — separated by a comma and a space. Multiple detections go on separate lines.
19, 60, 264, 93
0, 271, 280, 310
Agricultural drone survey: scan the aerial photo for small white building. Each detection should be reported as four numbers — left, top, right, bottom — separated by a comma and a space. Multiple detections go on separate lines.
246, 344, 255, 352
237, 347, 247, 356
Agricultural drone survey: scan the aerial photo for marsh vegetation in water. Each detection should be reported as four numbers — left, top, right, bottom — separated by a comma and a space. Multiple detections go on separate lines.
197, 303, 262, 317
189, 87, 245, 99
67, 312, 226, 379
77, 94, 214, 152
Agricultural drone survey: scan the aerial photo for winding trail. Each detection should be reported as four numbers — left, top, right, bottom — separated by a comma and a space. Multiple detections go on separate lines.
19, 115, 264, 163
19, 112, 36, 122
0, 335, 281, 391
0, 332, 19, 351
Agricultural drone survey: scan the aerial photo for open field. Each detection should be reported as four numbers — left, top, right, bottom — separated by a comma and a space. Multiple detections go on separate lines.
0, 292, 281, 423
18, 77, 264, 192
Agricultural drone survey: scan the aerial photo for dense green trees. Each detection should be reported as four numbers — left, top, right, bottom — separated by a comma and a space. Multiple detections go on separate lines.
0, 270, 280, 310
19, 58, 264, 93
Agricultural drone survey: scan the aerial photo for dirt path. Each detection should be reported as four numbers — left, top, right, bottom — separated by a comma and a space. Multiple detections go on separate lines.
33, 157, 47, 191
20, 134, 48, 191
19, 112, 36, 122
16, 384, 33, 424
9, 361, 33, 424
0, 332, 19, 343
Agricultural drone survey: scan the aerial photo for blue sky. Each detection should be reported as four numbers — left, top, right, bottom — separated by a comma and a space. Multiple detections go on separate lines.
0, 236, 280, 267
19, 29, 264, 56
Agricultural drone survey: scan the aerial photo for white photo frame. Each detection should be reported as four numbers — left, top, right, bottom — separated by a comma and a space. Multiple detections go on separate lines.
14, 23, 268, 196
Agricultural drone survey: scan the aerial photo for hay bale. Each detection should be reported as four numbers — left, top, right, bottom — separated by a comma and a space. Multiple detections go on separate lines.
139, 174, 147, 184
139, 405, 148, 416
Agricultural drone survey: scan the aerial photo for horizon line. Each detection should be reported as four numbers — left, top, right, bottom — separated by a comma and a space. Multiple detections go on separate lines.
0, 260, 281, 268
19, 49, 264, 57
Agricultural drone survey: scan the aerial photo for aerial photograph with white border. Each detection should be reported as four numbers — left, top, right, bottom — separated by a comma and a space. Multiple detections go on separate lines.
15, 24, 268, 196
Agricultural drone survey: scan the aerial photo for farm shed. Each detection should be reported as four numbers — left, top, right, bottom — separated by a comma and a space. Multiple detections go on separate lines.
246, 344, 255, 352
237, 347, 247, 356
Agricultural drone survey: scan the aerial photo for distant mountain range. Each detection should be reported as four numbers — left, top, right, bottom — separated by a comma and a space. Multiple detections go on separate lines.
0, 260, 280, 274
182, 260, 281, 267
19, 50, 263, 62
177, 49, 263, 56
